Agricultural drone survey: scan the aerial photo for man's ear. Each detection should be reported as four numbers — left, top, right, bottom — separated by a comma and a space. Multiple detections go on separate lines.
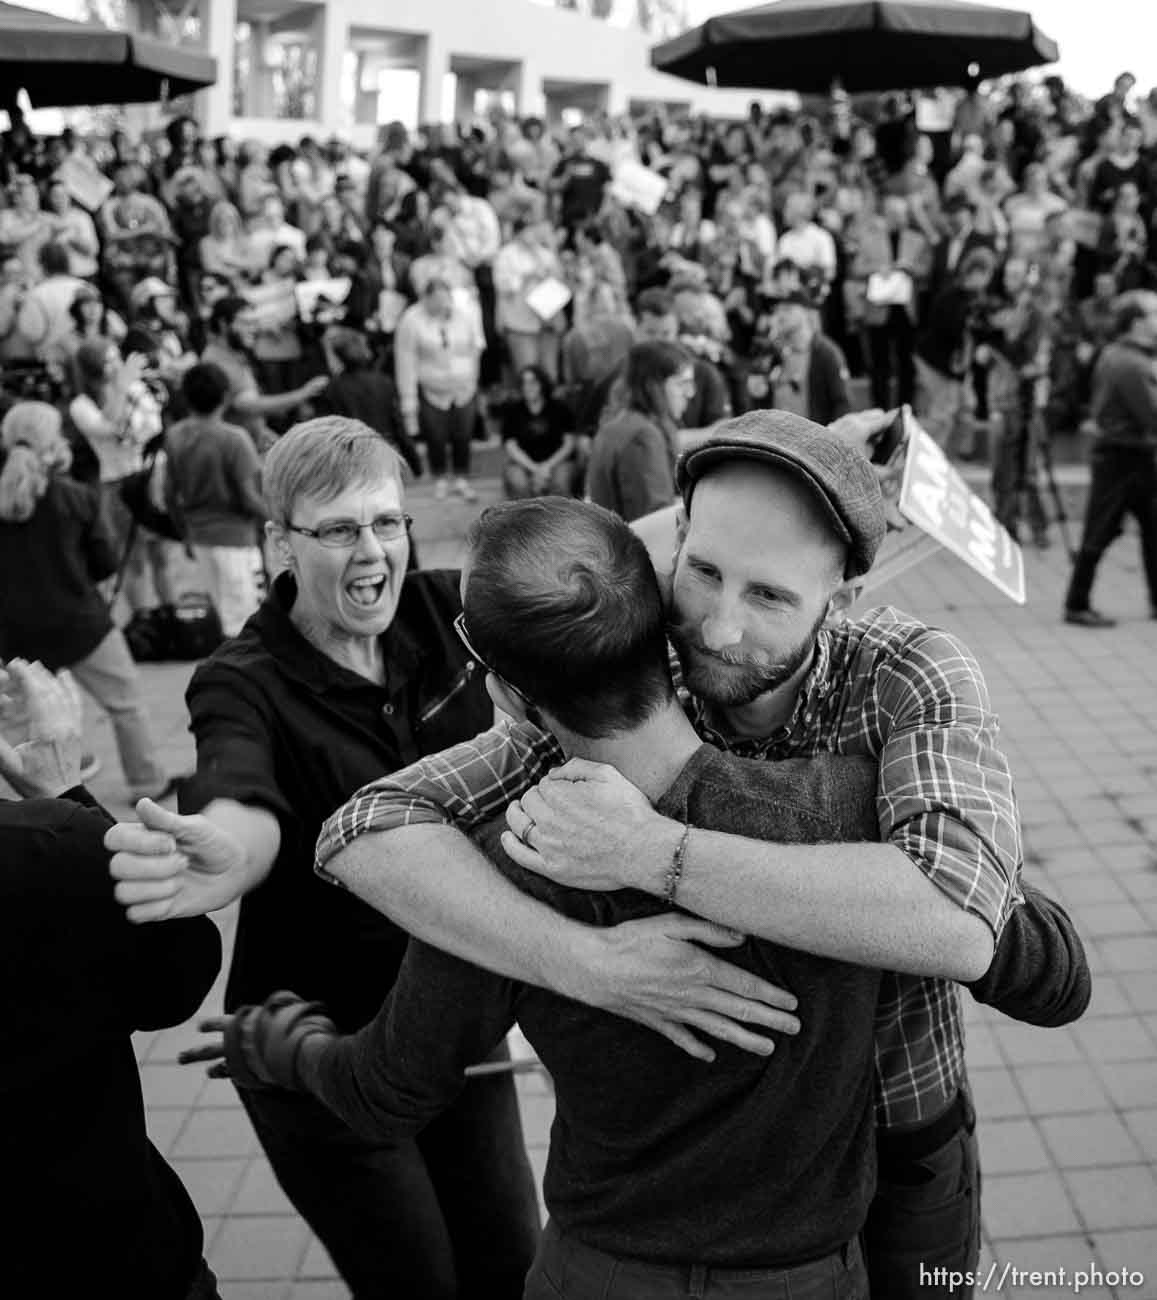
485, 674, 530, 725
826, 577, 864, 624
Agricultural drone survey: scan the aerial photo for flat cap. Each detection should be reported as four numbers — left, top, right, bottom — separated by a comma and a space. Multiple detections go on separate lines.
676, 410, 887, 577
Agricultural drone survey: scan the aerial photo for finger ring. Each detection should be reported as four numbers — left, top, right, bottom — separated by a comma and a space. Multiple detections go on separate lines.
521, 814, 537, 847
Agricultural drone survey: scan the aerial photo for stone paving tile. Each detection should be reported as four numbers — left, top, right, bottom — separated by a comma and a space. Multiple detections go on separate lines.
1063, 1165, 1157, 1233
987, 1235, 1111, 1300
1089, 1230, 1157, 1295
231, 1158, 298, 1217
978, 1118, 1053, 1175
209, 1215, 311, 1281
1038, 1113, 1142, 1170
173, 1107, 264, 1160
169, 1157, 248, 1217
982, 1172, 1083, 1237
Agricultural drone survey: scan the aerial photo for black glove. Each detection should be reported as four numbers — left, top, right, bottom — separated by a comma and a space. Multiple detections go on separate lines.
225, 990, 338, 1090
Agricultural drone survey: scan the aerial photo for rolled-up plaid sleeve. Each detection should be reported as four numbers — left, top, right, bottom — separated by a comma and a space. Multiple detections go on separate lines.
875, 628, 1023, 940
314, 719, 565, 883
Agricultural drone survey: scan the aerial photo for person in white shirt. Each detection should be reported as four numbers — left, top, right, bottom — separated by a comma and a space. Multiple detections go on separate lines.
14, 243, 87, 366
44, 182, 100, 280
246, 194, 307, 272
776, 192, 837, 287
440, 185, 503, 389
494, 219, 567, 380
395, 277, 486, 503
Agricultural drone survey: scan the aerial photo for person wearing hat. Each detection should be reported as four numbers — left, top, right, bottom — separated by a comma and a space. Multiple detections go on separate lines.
302, 409, 1068, 1300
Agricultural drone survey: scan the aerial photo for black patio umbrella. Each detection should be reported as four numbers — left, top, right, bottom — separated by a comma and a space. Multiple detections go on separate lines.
0, 0, 217, 108
650, 0, 1059, 94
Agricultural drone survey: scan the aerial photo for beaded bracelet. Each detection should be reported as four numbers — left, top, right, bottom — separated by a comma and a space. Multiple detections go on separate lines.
663, 823, 691, 907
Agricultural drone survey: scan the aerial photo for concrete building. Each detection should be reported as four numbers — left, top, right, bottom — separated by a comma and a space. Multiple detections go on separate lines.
192, 0, 761, 144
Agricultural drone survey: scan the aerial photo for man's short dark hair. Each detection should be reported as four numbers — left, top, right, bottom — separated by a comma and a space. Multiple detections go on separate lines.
38, 242, 69, 277
181, 362, 231, 415
636, 287, 675, 320
1115, 290, 1157, 337
464, 499, 674, 739
209, 295, 248, 334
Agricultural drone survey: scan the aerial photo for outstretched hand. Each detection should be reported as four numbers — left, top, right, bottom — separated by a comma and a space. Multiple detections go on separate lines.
178, 991, 337, 1089
106, 798, 249, 922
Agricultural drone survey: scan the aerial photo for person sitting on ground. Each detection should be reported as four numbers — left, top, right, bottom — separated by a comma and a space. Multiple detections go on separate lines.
501, 365, 578, 499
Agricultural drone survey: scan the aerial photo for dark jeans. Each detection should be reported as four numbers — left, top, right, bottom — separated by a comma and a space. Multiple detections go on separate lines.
420, 392, 477, 477
867, 307, 916, 410
239, 1058, 540, 1300
524, 1221, 867, 1299
863, 1087, 981, 1300
1064, 443, 1157, 612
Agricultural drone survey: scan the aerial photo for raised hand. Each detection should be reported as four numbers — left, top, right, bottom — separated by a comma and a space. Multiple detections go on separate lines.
0, 660, 84, 798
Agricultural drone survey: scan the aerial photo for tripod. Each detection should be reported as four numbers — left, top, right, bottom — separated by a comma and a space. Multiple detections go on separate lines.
993, 380, 1076, 560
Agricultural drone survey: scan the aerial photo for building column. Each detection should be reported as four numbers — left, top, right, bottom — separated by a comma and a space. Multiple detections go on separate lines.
317, 6, 348, 135
512, 59, 544, 119
418, 33, 448, 127
198, 0, 237, 136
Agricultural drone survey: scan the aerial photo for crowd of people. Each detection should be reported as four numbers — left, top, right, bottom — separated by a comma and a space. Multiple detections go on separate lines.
0, 62, 1150, 1300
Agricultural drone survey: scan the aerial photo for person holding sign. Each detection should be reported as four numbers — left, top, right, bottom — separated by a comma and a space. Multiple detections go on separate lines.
494, 218, 568, 381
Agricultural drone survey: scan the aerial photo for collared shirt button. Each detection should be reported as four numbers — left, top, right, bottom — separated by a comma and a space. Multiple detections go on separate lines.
382, 703, 395, 716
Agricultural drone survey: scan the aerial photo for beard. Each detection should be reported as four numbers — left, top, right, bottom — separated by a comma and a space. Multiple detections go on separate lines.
668, 608, 827, 708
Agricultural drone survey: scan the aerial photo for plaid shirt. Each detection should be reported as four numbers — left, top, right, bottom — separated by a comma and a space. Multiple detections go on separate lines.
317, 605, 1023, 1130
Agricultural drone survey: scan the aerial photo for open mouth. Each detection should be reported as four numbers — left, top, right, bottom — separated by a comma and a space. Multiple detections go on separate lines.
346, 575, 388, 608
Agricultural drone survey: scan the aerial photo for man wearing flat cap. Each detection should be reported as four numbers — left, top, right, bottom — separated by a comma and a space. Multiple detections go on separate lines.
152, 413, 1081, 1298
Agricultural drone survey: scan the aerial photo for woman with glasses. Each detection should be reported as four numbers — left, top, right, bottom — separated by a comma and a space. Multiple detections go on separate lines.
587, 340, 696, 522
106, 416, 540, 1299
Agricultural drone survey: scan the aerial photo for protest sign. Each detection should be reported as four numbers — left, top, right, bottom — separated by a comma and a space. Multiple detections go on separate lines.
610, 161, 669, 216
244, 279, 299, 331
56, 155, 114, 213
526, 276, 572, 322
898, 414, 1026, 604
294, 277, 352, 320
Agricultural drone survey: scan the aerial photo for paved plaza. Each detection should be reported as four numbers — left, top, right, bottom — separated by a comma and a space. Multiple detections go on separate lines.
80, 472, 1157, 1300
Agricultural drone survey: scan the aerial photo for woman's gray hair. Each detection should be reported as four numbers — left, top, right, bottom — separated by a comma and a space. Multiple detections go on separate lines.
262, 416, 408, 526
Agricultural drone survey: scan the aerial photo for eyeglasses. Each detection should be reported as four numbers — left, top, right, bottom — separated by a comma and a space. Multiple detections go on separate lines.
453, 611, 537, 709
454, 611, 499, 677
286, 514, 412, 548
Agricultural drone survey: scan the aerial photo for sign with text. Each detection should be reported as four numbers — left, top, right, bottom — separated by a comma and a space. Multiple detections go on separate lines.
610, 161, 669, 216
899, 417, 1026, 604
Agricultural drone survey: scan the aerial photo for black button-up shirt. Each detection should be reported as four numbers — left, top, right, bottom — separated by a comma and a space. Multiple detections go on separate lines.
181, 568, 493, 1030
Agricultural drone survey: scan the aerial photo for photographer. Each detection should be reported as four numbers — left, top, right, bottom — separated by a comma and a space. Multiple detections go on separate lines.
736, 287, 852, 424
914, 247, 998, 453
976, 257, 1053, 545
